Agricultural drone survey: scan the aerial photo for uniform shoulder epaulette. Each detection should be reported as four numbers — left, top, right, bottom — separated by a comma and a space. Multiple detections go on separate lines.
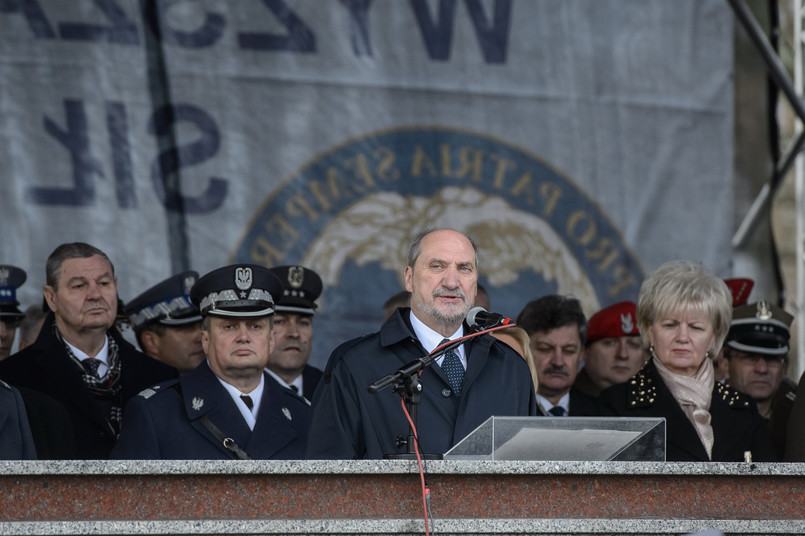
0, 379, 10, 390
627, 363, 657, 408
137, 379, 179, 400
716, 382, 752, 409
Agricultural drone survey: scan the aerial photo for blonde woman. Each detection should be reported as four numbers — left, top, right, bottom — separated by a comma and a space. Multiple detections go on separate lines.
598, 260, 775, 461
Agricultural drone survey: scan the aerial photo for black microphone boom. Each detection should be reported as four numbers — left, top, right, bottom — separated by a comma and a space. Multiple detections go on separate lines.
466, 306, 513, 330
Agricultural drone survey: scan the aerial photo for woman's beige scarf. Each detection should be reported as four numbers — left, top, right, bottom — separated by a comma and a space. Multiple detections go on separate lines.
654, 356, 715, 459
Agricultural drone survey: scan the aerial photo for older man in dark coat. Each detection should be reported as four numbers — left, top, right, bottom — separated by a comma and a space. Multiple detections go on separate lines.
0, 243, 177, 459
307, 229, 536, 459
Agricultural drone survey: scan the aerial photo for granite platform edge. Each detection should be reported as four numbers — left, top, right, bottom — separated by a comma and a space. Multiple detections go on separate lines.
1, 459, 804, 477
0, 518, 803, 535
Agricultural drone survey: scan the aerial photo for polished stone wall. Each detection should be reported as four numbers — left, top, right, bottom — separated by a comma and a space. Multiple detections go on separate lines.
1, 460, 803, 536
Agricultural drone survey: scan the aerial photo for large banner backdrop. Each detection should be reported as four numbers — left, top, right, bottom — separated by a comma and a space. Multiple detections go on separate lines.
0, 0, 734, 368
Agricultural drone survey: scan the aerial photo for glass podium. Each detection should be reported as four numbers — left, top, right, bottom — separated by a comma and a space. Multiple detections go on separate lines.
443, 416, 666, 461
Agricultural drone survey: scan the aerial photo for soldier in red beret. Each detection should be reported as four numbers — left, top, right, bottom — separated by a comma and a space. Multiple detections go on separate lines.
574, 301, 647, 398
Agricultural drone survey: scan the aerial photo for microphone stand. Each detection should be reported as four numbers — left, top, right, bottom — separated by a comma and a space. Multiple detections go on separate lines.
367, 322, 515, 460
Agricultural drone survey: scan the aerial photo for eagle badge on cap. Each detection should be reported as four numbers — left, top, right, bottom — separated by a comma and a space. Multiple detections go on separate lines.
756, 301, 772, 321
620, 313, 634, 334
183, 275, 196, 294
192, 397, 204, 411
288, 266, 304, 289
235, 267, 253, 291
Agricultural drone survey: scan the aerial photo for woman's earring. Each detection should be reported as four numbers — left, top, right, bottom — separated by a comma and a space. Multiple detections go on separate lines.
705, 351, 712, 360
649, 345, 655, 356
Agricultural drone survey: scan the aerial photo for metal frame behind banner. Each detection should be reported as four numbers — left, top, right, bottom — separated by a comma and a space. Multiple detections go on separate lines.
727, 0, 805, 376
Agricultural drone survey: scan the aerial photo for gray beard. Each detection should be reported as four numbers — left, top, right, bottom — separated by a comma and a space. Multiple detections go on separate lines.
412, 295, 469, 325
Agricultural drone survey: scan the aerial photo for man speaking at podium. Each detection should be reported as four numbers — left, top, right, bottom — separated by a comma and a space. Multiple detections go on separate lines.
307, 228, 536, 459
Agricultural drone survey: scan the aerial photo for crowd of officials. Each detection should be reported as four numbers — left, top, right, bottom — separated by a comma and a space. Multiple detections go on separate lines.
0, 229, 803, 462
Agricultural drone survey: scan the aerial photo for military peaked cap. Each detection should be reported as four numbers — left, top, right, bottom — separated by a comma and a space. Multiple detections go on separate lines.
726, 301, 794, 356
125, 271, 201, 331
0, 265, 26, 321
190, 264, 282, 318
268, 265, 323, 315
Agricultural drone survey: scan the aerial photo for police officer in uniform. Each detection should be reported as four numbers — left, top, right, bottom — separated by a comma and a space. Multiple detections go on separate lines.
112, 264, 309, 460
265, 265, 324, 401
125, 272, 205, 374
0, 265, 27, 361
722, 301, 796, 460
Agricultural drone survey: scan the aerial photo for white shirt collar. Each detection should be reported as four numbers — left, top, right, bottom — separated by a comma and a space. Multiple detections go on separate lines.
537, 392, 570, 416
216, 371, 265, 431
264, 368, 303, 394
408, 310, 466, 368
65, 337, 110, 376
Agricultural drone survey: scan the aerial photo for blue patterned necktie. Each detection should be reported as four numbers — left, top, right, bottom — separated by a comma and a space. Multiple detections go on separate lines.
439, 338, 465, 397
548, 406, 566, 416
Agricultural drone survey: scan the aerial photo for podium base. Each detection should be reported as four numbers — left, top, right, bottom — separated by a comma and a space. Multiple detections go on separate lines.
383, 452, 444, 460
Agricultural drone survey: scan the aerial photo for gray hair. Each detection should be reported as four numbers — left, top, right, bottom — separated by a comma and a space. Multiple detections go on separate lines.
637, 260, 732, 356
46, 242, 115, 289
406, 228, 479, 270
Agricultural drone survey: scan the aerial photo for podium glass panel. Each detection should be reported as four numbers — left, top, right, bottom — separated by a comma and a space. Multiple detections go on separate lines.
443, 416, 665, 461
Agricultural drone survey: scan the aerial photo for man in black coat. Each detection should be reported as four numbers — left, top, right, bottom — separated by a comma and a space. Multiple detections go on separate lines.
307, 229, 536, 459
0, 243, 177, 459
112, 264, 309, 460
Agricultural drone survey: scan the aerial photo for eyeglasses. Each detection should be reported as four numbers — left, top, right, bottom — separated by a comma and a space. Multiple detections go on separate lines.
729, 350, 786, 368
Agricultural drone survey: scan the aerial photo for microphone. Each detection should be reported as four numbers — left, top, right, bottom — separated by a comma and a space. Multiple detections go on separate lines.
466, 306, 513, 330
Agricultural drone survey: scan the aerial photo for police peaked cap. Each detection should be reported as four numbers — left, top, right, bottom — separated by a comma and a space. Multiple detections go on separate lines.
726, 301, 794, 357
190, 264, 282, 318
268, 265, 323, 315
125, 271, 202, 331
0, 265, 27, 321
586, 301, 639, 345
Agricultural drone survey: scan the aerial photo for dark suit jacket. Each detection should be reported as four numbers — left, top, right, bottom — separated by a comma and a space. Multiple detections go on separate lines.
111, 362, 309, 459
598, 359, 776, 462
0, 381, 36, 459
307, 308, 537, 459
0, 313, 178, 459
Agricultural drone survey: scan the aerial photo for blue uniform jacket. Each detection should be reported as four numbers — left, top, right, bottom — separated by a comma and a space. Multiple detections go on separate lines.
0, 380, 36, 459
306, 308, 537, 459
112, 361, 309, 459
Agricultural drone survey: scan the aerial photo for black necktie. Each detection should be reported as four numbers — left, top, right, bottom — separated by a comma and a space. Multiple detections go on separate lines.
549, 406, 566, 416
82, 358, 102, 378
240, 394, 254, 410
290, 385, 299, 393
439, 338, 465, 396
